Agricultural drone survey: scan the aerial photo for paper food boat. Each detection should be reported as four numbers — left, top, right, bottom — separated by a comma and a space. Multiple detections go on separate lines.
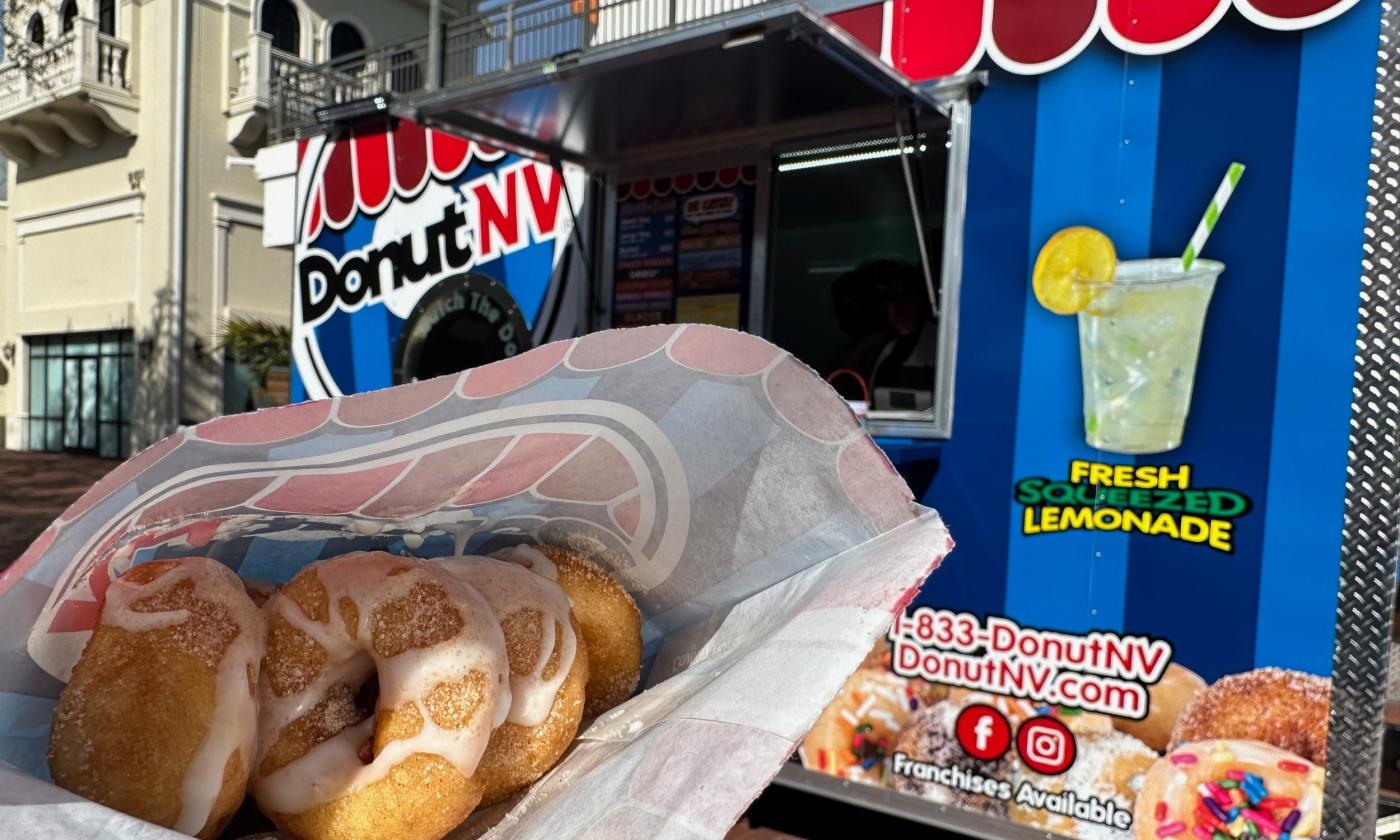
0, 324, 951, 838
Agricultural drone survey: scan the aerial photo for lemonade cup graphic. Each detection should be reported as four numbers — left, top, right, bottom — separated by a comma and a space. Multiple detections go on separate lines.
1075, 259, 1222, 454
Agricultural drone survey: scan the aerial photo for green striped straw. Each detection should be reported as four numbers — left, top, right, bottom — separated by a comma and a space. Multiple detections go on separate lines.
1181, 162, 1245, 272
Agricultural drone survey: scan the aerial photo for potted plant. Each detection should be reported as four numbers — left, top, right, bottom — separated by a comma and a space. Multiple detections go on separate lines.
215, 317, 292, 408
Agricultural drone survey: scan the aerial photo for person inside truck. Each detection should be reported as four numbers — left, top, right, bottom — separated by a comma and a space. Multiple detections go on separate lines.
826, 258, 936, 411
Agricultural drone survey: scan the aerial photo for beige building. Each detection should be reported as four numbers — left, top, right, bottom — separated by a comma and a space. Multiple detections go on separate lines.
0, 0, 464, 457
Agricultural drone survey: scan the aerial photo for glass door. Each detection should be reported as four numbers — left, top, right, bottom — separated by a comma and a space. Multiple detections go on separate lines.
27, 331, 134, 458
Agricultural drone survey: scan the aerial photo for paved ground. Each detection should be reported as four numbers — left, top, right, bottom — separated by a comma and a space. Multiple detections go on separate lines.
0, 450, 118, 571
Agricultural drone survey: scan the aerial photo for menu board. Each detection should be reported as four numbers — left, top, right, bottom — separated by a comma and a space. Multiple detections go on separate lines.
612, 174, 754, 329
613, 197, 677, 326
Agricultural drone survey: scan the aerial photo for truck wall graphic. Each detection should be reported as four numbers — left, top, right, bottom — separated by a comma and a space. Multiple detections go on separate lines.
291, 121, 577, 400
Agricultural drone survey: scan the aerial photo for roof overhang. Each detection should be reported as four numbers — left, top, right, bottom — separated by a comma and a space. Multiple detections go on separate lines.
400, 3, 980, 170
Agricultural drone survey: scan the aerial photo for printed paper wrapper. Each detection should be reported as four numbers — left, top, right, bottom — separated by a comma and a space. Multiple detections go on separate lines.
0, 324, 951, 839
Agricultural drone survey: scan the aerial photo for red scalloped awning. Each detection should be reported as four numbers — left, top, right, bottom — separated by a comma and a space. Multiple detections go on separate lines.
297, 122, 508, 241
617, 165, 759, 202
890, 0, 1360, 79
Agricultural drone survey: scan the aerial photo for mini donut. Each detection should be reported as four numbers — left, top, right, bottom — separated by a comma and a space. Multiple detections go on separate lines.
1133, 739, 1323, 840
888, 698, 1010, 816
438, 556, 589, 805
495, 544, 642, 718
49, 556, 266, 839
1168, 668, 1329, 765
801, 665, 924, 784
252, 551, 511, 840
1010, 730, 1156, 838
1114, 662, 1204, 753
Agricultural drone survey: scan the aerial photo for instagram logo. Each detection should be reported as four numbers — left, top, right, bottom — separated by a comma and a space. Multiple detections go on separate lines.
1016, 717, 1076, 775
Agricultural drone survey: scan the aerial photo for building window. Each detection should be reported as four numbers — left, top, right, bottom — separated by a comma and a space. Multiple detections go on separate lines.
260, 0, 300, 55
99, 0, 115, 35
328, 21, 365, 60
27, 12, 44, 45
60, 0, 76, 34
26, 331, 134, 458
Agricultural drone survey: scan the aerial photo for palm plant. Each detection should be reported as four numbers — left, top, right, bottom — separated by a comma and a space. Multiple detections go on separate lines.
215, 317, 291, 384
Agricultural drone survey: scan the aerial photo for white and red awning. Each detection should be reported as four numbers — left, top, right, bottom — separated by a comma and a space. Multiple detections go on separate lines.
847, 0, 1360, 79
297, 122, 508, 241
617, 166, 760, 202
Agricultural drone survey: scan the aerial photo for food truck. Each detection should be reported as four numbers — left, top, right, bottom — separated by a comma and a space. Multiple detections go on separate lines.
249, 0, 1398, 836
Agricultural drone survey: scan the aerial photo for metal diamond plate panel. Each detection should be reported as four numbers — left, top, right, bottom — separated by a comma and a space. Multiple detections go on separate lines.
1325, 4, 1400, 836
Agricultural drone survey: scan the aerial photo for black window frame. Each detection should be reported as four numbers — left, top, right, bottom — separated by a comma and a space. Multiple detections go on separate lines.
26, 331, 135, 459
98, 0, 115, 36
328, 20, 366, 61
259, 0, 301, 55
60, 0, 77, 34
27, 13, 45, 46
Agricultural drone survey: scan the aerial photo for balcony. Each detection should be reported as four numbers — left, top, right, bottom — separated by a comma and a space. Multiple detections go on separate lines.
227, 31, 313, 152
0, 17, 136, 166
269, 0, 773, 142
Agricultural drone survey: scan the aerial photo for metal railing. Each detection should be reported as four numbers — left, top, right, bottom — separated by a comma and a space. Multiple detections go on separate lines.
0, 19, 131, 118
270, 0, 775, 141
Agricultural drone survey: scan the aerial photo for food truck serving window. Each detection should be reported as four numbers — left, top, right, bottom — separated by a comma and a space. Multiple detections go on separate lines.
769, 132, 948, 431
603, 113, 967, 440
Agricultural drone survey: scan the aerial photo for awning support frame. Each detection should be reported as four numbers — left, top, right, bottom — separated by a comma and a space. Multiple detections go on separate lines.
896, 110, 939, 318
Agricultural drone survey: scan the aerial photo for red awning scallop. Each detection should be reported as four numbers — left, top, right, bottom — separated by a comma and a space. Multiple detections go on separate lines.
298, 122, 506, 241
891, 0, 1360, 79
616, 165, 759, 202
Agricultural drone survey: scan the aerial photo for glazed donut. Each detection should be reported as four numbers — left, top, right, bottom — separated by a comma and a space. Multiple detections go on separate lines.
1133, 739, 1323, 840
495, 544, 642, 718
1169, 668, 1329, 765
252, 552, 511, 840
48, 557, 265, 839
801, 666, 923, 785
437, 556, 589, 805
1009, 730, 1156, 838
1114, 662, 1204, 753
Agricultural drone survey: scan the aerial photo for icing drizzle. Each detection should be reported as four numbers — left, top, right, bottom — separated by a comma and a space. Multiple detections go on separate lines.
253, 553, 511, 815
491, 544, 559, 582
438, 555, 577, 727
101, 558, 265, 837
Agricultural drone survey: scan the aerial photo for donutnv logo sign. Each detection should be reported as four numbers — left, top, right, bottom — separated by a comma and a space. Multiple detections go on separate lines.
291, 122, 572, 399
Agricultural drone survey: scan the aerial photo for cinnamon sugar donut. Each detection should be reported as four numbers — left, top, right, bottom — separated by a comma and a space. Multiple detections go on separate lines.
252, 552, 511, 840
438, 556, 589, 805
495, 545, 642, 717
48, 557, 266, 839
1114, 662, 1204, 753
1168, 668, 1329, 765
1133, 739, 1323, 840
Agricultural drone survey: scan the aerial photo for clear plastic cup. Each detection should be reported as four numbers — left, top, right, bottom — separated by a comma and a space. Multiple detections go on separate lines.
1076, 259, 1222, 454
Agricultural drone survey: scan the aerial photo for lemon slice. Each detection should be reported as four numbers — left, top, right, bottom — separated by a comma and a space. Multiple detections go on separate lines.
1032, 226, 1117, 315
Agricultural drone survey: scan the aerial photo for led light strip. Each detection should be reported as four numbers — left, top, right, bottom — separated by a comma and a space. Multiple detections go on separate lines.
777, 133, 926, 161
776, 144, 929, 173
